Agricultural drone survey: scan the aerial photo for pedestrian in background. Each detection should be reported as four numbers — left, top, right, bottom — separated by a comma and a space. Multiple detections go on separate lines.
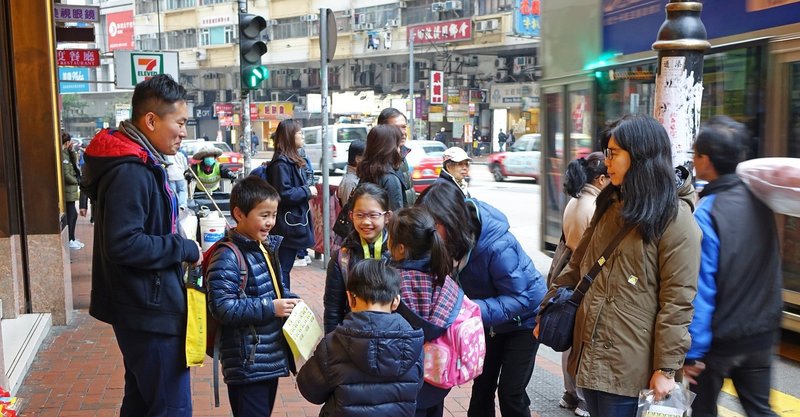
497, 129, 507, 152
61, 132, 84, 250
539, 114, 701, 417
81, 74, 202, 417
417, 181, 546, 417
266, 119, 317, 290
337, 138, 365, 207
436, 147, 471, 197
377, 108, 416, 206
551, 150, 609, 417
434, 127, 446, 144
250, 130, 260, 156
684, 116, 782, 417
358, 124, 409, 211
166, 150, 189, 209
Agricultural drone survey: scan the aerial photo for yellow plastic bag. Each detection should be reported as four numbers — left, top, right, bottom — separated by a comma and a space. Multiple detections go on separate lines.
185, 273, 207, 367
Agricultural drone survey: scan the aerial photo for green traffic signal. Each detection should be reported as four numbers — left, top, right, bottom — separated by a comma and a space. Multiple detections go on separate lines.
239, 13, 268, 90
244, 66, 269, 89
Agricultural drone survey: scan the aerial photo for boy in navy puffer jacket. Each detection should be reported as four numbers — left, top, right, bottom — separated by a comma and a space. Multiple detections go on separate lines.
298, 259, 425, 417
206, 176, 303, 417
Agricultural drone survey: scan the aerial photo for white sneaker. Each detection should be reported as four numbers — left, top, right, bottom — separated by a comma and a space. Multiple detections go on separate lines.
293, 258, 307, 267
73, 239, 85, 248
303, 255, 312, 263
69, 240, 83, 250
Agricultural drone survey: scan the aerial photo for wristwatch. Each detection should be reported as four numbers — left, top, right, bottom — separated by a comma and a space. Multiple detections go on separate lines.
656, 368, 676, 379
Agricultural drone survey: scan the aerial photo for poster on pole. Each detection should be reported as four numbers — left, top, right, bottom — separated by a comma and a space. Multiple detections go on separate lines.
113, 51, 180, 89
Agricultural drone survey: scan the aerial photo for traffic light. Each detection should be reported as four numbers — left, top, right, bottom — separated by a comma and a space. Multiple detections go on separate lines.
238, 13, 268, 90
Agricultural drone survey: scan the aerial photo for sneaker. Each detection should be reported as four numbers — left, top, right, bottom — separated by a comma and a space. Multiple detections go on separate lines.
69, 240, 83, 250
574, 401, 590, 417
293, 258, 307, 267
303, 255, 312, 263
73, 239, 85, 248
559, 392, 579, 410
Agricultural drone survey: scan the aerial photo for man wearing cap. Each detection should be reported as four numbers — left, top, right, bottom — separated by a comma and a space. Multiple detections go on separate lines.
189, 146, 238, 194
436, 147, 471, 197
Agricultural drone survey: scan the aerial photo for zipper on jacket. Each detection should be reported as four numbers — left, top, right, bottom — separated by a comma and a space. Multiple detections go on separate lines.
152, 272, 162, 303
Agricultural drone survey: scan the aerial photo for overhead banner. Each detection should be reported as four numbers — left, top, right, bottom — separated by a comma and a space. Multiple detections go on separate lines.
107, 11, 134, 51
250, 102, 295, 121
489, 82, 540, 109
57, 49, 100, 67
408, 18, 472, 45
114, 50, 180, 89
54, 4, 99, 23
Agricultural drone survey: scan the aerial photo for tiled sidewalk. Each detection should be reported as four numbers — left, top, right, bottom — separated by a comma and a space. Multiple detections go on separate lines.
16, 217, 510, 416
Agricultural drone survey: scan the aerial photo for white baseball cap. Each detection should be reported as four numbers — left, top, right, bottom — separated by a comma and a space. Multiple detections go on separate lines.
443, 147, 472, 163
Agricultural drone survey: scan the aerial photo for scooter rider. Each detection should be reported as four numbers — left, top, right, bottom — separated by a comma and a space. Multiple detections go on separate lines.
188, 146, 238, 194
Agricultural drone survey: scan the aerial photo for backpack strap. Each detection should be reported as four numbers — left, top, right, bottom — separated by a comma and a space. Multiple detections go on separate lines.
338, 247, 351, 286
212, 240, 249, 294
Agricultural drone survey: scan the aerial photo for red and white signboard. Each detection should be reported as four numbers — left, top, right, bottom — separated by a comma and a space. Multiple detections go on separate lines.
408, 18, 472, 45
107, 11, 134, 51
57, 49, 100, 67
430, 70, 444, 104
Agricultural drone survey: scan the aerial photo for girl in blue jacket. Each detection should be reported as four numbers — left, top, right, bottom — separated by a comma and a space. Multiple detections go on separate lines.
323, 183, 392, 334
417, 181, 547, 417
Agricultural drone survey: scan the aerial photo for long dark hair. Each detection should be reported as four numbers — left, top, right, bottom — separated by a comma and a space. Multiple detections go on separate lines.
563, 152, 606, 198
273, 119, 306, 168
598, 114, 678, 243
389, 207, 452, 285
357, 124, 403, 183
416, 181, 476, 261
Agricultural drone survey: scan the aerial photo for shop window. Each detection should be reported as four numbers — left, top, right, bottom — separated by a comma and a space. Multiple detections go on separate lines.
543, 91, 565, 245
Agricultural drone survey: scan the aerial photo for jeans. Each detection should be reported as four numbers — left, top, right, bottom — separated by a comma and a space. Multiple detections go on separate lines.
169, 180, 188, 208
277, 244, 298, 291
582, 388, 638, 417
227, 379, 279, 417
690, 348, 778, 417
113, 326, 191, 417
468, 328, 539, 417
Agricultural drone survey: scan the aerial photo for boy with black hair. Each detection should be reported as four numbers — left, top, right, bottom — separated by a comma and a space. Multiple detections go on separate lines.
297, 259, 425, 417
206, 175, 303, 417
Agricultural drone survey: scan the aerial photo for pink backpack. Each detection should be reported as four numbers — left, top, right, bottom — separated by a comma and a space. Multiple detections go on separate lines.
423, 295, 486, 389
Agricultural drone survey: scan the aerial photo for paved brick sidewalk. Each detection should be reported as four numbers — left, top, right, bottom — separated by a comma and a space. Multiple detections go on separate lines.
16, 217, 514, 416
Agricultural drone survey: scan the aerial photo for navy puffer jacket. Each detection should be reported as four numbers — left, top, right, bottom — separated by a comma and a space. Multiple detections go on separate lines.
266, 154, 314, 249
459, 199, 547, 333
297, 311, 425, 417
207, 231, 298, 384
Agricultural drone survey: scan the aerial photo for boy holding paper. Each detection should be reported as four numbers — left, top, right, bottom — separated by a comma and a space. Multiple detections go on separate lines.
206, 176, 302, 417
297, 259, 425, 417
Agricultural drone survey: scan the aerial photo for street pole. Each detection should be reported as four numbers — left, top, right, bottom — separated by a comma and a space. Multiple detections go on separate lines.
408, 35, 415, 139
652, 0, 709, 170
320, 8, 331, 264
239, 0, 251, 173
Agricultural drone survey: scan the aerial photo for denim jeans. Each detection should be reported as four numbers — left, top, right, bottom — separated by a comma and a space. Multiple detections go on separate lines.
582, 388, 638, 417
113, 326, 191, 417
690, 348, 778, 417
468, 328, 539, 417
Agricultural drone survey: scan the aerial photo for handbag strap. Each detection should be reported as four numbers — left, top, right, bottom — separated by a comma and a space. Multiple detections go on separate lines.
570, 223, 635, 303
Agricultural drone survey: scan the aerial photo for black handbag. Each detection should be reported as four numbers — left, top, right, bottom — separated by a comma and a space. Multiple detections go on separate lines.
537, 223, 634, 352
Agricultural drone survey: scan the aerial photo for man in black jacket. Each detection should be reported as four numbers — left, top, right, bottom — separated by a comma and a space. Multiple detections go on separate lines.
81, 74, 202, 417
684, 116, 781, 417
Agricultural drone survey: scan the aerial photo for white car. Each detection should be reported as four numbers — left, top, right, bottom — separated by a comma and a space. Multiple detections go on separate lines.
302, 124, 370, 174
487, 134, 541, 182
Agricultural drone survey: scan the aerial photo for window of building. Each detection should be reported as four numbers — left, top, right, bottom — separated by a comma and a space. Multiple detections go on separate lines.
166, 0, 195, 10
224, 25, 235, 44
272, 17, 308, 40
199, 28, 210, 46
199, 0, 227, 5
404, 0, 475, 26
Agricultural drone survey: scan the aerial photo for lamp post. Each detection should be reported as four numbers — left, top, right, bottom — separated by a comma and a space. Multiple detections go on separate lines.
651, 0, 710, 170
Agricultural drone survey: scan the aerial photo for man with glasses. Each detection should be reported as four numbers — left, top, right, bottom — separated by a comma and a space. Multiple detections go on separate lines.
436, 147, 471, 197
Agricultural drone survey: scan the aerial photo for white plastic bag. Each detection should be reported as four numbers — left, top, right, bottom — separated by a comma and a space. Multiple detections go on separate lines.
736, 157, 800, 217
636, 385, 696, 417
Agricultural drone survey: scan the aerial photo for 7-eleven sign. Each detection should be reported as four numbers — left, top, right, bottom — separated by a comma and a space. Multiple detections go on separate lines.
131, 53, 164, 84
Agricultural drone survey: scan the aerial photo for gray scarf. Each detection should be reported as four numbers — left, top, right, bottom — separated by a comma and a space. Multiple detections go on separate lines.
118, 120, 169, 166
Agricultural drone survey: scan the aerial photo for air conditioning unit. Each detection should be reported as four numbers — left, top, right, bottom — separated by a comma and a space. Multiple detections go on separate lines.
341, 9, 352, 17
495, 57, 506, 68
432, 2, 445, 12
270, 92, 281, 101
356, 13, 367, 24
266, 19, 278, 26
301, 14, 319, 22
183, 29, 194, 34
486, 19, 499, 31
465, 55, 479, 66
352, 23, 364, 31
495, 69, 507, 82
399, 1, 408, 8
388, 18, 400, 27
364, 23, 374, 30
475, 20, 487, 32
444, 0, 463, 11
195, 49, 208, 60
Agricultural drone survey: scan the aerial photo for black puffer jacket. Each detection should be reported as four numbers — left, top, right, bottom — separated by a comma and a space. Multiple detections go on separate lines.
206, 231, 299, 384
297, 311, 425, 417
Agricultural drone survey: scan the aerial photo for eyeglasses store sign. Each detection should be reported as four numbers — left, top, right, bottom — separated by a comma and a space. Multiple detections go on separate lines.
54, 4, 99, 23
114, 51, 180, 89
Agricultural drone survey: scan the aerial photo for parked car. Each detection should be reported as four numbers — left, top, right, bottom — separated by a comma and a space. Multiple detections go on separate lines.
302, 124, 370, 174
180, 140, 245, 174
487, 133, 541, 182
405, 140, 448, 193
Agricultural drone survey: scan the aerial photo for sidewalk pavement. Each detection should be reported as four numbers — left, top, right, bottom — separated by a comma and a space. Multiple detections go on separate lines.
19, 216, 545, 417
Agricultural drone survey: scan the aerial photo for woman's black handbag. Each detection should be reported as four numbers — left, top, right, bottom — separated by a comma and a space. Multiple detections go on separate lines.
538, 224, 634, 352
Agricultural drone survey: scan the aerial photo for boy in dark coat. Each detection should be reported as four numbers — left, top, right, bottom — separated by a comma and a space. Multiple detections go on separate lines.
206, 176, 303, 416
298, 259, 425, 417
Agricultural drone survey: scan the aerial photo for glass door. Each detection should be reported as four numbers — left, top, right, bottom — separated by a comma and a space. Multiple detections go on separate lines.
541, 88, 565, 251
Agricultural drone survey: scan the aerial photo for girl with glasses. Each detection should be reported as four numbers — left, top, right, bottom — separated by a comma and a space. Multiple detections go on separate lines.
323, 183, 392, 334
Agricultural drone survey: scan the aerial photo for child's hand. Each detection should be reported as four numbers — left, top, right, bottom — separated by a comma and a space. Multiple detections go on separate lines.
273, 298, 302, 317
